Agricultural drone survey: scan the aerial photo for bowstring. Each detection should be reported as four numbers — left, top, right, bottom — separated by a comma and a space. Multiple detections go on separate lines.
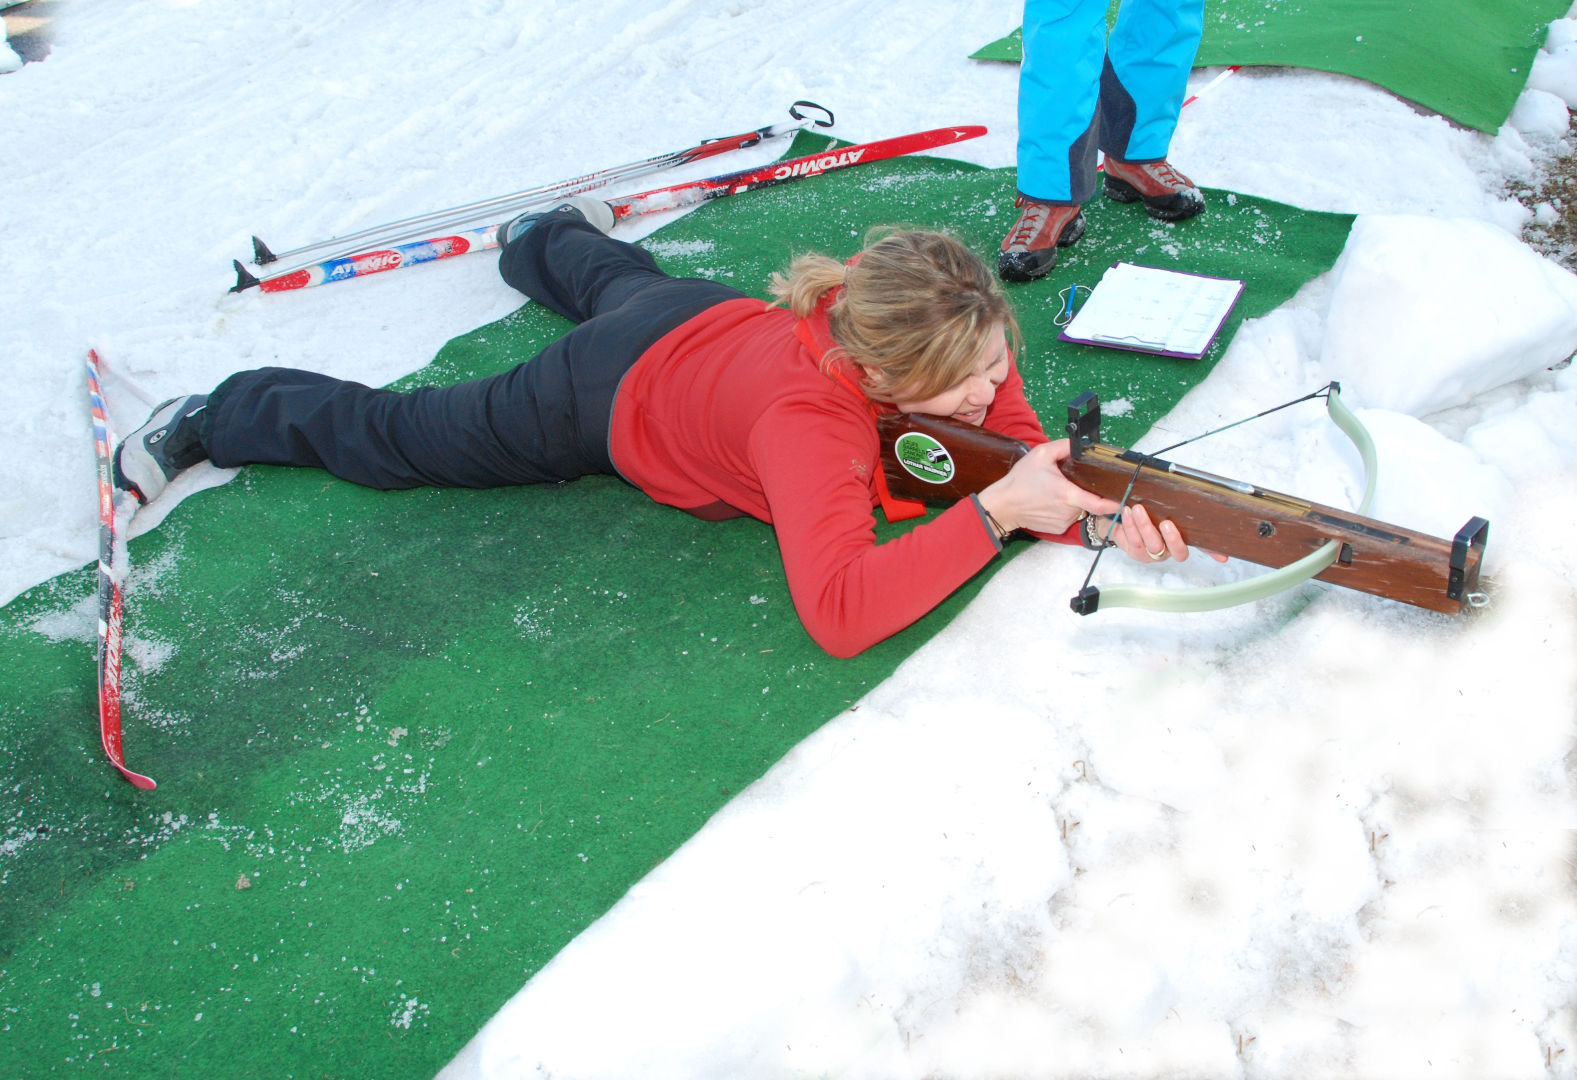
1074, 383, 1337, 594
1150, 382, 1335, 457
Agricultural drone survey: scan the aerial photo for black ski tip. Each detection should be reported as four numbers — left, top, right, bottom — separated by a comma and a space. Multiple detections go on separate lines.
251, 235, 277, 264
230, 259, 260, 293
1070, 586, 1101, 616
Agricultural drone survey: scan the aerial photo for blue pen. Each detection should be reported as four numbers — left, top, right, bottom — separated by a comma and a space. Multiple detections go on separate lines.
1061, 285, 1079, 322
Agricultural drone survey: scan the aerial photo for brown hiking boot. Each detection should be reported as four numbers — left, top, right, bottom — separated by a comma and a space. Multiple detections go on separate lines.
1102, 158, 1205, 222
997, 197, 1087, 282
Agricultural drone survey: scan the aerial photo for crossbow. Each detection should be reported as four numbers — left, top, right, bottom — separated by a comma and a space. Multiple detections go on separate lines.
876, 384, 1488, 616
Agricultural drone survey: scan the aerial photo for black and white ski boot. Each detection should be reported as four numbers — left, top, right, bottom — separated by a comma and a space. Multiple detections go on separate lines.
112, 395, 210, 505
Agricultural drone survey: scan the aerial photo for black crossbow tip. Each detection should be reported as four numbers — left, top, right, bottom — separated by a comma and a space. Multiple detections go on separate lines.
1070, 586, 1101, 616
1447, 516, 1490, 602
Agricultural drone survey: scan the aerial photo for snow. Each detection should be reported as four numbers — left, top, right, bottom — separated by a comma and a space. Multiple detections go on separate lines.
0, 3, 19, 75
1321, 215, 1577, 416
1532, 30, 1577, 108
2, 2, 1574, 1078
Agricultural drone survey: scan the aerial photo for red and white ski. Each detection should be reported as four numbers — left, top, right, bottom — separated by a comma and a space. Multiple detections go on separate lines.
238, 124, 988, 294
86, 349, 156, 790
604, 124, 987, 219
240, 101, 836, 278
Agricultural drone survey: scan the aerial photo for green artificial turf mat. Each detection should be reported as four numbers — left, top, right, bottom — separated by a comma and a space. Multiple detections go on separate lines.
971, 0, 1568, 133
972, 26, 1026, 63
0, 129, 1351, 1077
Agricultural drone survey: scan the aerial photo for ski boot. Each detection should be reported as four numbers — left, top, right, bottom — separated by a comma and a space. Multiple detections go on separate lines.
113, 395, 210, 504
499, 195, 615, 247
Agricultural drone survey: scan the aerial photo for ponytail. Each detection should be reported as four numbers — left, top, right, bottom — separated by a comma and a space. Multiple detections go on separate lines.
771, 229, 1021, 402
768, 253, 846, 317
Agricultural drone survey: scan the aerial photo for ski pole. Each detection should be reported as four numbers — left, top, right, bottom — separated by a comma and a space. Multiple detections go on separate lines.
244, 101, 834, 271
233, 124, 986, 294
1182, 64, 1240, 108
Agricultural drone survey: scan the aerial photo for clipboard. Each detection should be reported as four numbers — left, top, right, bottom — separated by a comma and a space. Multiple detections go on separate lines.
1058, 262, 1245, 360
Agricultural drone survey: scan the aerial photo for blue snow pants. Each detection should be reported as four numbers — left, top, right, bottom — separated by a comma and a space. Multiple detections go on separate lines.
1016, 0, 1205, 205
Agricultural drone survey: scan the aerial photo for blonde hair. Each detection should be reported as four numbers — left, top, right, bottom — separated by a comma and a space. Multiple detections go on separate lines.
769, 229, 1021, 401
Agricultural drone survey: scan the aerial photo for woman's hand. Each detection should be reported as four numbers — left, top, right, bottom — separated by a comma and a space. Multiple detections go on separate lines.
1088, 503, 1230, 565
977, 440, 1229, 565
977, 439, 1121, 535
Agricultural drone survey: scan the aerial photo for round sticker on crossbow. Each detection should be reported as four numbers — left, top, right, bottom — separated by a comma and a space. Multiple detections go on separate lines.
893, 432, 955, 484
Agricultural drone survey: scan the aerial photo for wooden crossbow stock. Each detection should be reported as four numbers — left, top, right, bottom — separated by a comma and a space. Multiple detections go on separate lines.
876, 383, 1489, 616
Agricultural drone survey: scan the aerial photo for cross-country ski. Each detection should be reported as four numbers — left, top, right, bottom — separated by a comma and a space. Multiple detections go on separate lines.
243, 101, 835, 273
232, 124, 986, 294
86, 349, 156, 790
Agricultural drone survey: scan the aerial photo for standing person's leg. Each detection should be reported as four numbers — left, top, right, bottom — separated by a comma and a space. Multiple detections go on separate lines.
1097, 0, 1207, 220
1101, 0, 1204, 161
999, 0, 1108, 282
1015, 0, 1111, 206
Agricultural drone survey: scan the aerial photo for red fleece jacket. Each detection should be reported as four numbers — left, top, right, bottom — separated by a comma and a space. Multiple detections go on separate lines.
609, 296, 1072, 657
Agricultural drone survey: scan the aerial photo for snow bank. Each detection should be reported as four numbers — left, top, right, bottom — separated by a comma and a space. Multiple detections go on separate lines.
1321, 214, 1577, 416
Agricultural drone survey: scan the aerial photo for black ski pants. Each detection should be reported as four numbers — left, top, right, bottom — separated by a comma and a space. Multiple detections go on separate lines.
204, 214, 744, 489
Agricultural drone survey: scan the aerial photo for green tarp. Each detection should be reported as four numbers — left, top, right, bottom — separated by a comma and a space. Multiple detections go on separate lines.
970, 0, 1568, 133
0, 131, 1352, 1077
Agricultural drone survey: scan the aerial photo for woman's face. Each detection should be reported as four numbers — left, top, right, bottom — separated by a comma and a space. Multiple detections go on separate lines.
884, 327, 1010, 426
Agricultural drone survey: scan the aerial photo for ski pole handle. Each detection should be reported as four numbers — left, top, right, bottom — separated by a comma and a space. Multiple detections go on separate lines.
788, 100, 835, 127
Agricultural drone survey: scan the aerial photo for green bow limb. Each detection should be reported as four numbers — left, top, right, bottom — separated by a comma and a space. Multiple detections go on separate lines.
1079, 385, 1378, 615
